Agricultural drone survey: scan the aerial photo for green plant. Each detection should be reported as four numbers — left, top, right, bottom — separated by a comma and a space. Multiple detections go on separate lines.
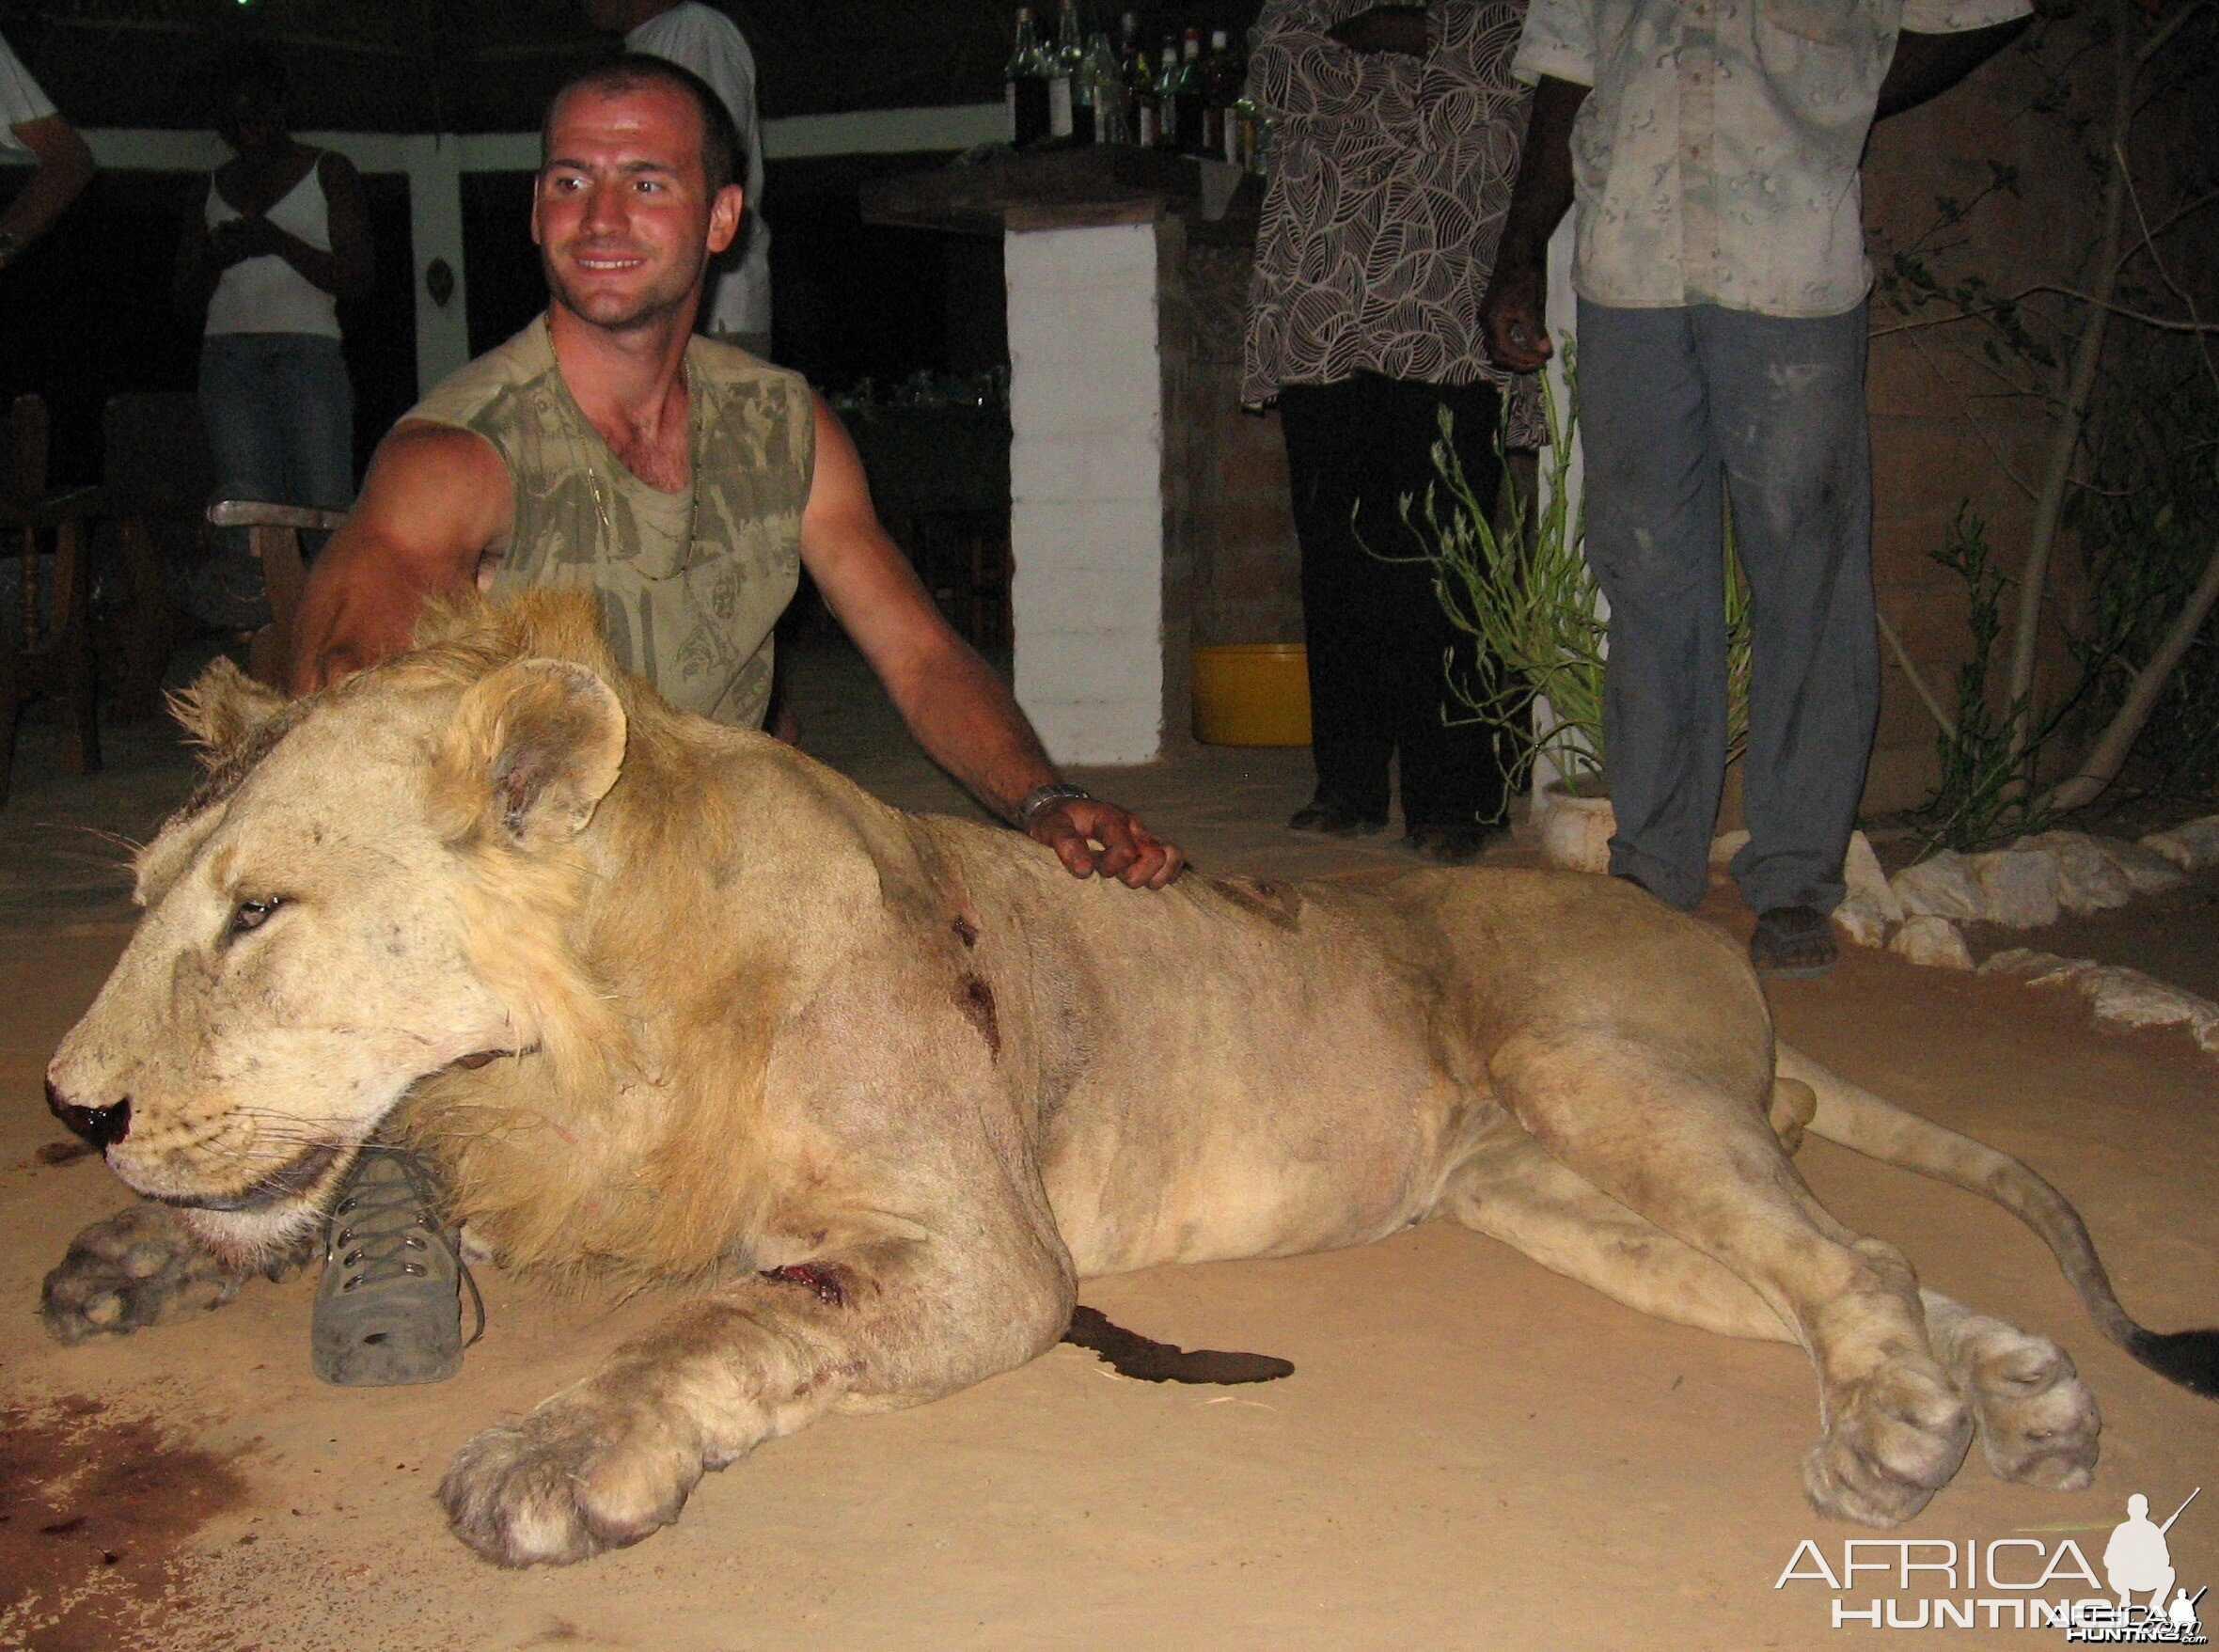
1908, 508, 2064, 849
1403, 354, 1750, 795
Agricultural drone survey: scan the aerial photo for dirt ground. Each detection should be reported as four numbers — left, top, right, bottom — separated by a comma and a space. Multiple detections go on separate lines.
0, 641, 2213, 1650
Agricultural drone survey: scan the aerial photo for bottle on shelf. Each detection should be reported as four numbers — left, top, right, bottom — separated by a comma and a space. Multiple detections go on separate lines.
1048, 0, 1082, 140
1006, 8, 1052, 149
1202, 27, 1241, 163
1125, 15, 1159, 149
1173, 27, 1205, 156
1084, 28, 1124, 144
1154, 38, 1182, 149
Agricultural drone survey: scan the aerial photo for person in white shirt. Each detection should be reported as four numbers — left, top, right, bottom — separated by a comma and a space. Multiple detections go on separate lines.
0, 30, 92, 272
1479, 0, 2028, 977
587, 0, 772, 358
171, 45, 373, 628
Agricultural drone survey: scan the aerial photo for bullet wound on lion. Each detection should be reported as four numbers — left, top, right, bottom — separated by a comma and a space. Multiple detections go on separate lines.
958, 973, 999, 1057
760, 1263, 845, 1306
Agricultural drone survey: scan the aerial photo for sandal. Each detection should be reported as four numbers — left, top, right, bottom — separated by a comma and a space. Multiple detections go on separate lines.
311, 1146, 482, 1387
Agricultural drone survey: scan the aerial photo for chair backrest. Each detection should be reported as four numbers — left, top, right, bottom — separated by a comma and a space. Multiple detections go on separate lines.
5, 393, 48, 509
102, 392, 216, 519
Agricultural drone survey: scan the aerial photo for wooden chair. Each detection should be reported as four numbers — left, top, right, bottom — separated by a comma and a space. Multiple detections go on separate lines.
0, 393, 105, 804
204, 499, 346, 687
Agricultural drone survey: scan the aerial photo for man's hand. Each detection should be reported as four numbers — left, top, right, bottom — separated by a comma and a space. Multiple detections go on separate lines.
1479, 254, 1551, 372
211, 215, 277, 267
1029, 798, 1184, 890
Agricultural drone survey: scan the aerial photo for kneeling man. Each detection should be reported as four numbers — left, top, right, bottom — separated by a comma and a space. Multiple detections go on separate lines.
288, 55, 1180, 1385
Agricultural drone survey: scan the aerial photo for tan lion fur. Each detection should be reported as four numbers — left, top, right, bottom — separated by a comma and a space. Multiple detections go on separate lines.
43, 589, 2211, 1568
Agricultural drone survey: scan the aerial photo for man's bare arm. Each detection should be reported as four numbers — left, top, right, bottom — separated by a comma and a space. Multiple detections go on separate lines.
1477, 75, 1587, 374
1876, 18, 2030, 120
287, 422, 511, 694
798, 397, 1181, 889
0, 114, 92, 262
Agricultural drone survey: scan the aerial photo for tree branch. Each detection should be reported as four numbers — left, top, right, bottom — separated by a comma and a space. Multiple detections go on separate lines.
1878, 608, 1959, 737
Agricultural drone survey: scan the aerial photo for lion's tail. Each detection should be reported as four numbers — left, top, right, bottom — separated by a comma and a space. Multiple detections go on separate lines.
1777, 1043, 2219, 1399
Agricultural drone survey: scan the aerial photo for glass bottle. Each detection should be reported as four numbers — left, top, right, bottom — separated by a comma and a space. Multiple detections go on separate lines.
1173, 27, 1205, 157
1048, 0, 1082, 140
1125, 15, 1158, 149
1006, 8, 1051, 149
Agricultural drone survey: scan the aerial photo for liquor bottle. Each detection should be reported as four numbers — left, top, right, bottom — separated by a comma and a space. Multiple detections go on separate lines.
1048, 0, 1082, 140
1125, 15, 1158, 148
1154, 39, 1181, 149
1084, 29, 1124, 144
1006, 8, 1051, 149
1173, 28, 1205, 156
1202, 28, 1239, 162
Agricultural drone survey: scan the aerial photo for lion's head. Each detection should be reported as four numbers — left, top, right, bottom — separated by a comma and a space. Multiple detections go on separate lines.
45, 596, 633, 1267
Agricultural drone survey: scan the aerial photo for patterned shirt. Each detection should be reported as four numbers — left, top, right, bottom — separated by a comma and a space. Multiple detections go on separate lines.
1514, 0, 2030, 318
1243, 0, 1541, 444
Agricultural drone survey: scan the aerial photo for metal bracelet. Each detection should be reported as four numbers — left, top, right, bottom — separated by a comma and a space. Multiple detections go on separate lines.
1015, 781, 1092, 832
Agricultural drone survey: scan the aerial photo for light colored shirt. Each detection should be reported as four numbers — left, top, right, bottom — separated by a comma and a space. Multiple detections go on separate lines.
628, 1, 772, 341
204, 158, 343, 338
1513, 0, 2030, 317
0, 33, 58, 150
1244, 0, 1541, 444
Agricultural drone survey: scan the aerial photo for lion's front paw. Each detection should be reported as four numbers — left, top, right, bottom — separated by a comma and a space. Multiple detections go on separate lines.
1802, 1356, 1973, 1528
440, 1395, 703, 1567
40, 1204, 247, 1345
1961, 1329, 2101, 1490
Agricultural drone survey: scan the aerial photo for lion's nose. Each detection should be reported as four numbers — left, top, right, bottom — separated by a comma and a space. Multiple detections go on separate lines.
46, 1080, 131, 1149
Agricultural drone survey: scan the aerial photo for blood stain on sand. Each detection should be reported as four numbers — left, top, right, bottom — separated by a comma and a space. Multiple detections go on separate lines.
0, 1394, 249, 1651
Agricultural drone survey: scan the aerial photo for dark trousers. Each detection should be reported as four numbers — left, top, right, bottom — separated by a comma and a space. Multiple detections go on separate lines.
1577, 299, 1878, 913
1279, 373, 1513, 828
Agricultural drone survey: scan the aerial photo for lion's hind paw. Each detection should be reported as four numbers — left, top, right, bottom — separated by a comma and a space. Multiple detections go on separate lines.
1962, 1329, 2101, 1490
39, 1204, 248, 1345
1802, 1356, 1973, 1528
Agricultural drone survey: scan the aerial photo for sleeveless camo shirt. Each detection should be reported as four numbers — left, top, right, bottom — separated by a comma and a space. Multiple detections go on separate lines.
406, 315, 813, 727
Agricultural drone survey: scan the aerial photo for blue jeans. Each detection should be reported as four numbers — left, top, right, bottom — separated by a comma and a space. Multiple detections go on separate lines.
1576, 298, 1878, 915
192, 333, 355, 627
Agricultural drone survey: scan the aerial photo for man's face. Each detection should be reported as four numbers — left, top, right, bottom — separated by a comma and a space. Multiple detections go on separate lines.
532, 82, 742, 336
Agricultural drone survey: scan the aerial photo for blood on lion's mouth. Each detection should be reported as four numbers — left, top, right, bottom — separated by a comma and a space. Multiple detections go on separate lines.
150, 1141, 344, 1213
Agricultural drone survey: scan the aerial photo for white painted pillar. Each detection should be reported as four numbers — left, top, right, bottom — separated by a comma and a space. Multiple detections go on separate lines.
1004, 217, 1167, 765
402, 134, 471, 395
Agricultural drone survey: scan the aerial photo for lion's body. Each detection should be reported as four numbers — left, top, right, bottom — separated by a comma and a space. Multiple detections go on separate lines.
41, 594, 2215, 1566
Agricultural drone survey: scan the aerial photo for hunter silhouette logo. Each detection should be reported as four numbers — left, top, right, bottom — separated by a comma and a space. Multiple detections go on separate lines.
2092, 1491, 2205, 1643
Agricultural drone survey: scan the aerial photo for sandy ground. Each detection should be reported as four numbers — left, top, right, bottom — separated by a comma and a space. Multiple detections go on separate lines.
1, 639, 2213, 1650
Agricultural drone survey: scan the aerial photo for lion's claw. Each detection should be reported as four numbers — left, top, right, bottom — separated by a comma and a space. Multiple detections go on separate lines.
40, 1204, 249, 1345
441, 1397, 703, 1567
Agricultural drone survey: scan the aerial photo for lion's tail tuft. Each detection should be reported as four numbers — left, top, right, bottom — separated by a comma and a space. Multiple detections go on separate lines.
2128, 1327, 2219, 1398
1778, 1043, 2215, 1401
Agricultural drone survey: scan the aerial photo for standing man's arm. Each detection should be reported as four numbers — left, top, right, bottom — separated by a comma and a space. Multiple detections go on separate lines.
288, 424, 511, 694
1876, 17, 2030, 119
0, 112, 90, 268
798, 398, 1182, 889
1476, 74, 1585, 374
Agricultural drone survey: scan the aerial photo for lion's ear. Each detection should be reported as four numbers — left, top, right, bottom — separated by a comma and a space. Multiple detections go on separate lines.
167, 656, 287, 767
433, 658, 627, 844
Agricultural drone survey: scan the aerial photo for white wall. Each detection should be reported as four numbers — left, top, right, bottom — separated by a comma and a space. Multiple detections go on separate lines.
1005, 218, 1166, 765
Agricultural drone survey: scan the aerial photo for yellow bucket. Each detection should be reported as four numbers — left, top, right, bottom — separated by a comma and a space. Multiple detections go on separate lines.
1191, 643, 1312, 746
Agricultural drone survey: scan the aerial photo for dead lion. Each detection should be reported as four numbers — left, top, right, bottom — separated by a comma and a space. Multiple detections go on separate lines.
40, 592, 2216, 1567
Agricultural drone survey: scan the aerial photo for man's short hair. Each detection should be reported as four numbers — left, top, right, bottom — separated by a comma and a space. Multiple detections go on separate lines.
543, 54, 745, 196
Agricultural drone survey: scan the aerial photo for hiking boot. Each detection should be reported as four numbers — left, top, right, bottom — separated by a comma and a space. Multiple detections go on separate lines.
311, 1146, 481, 1387
1288, 800, 1388, 837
